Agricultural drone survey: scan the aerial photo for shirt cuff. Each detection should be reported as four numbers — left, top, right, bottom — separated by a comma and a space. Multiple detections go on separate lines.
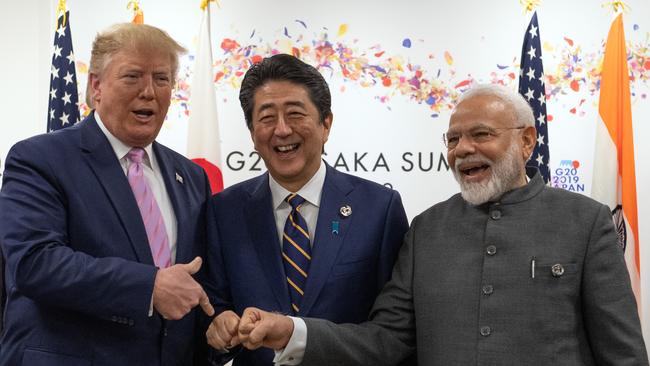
273, 316, 306, 365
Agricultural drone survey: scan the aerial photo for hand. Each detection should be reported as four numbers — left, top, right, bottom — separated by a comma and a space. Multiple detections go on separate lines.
152, 256, 215, 320
207, 310, 241, 350
238, 307, 294, 350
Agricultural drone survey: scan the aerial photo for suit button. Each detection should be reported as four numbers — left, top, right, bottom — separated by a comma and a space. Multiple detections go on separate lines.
111, 315, 118, 322
551, 264, 565, 277
163, 328, 168, 337
480, 326, 491, 336
486, 245, 497, 256
482, 285, 494, 295
128, 319, 135, 326
490, 210, 501, 220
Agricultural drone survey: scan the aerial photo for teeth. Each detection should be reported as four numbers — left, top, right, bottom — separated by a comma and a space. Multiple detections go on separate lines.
277, 144, 298, 152
463, 166, 488, 176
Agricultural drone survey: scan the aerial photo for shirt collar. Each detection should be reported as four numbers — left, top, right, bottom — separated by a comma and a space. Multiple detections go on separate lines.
269, 160, 327, 210
94, 111, 155, 166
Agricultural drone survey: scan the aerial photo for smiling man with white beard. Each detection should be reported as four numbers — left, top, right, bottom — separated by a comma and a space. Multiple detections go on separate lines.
229, 83, 648, 366
447, 84, 532, 205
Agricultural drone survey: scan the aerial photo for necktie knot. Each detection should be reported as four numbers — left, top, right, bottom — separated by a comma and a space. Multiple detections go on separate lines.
285, 193, 306, 210
127, 147, 145, 164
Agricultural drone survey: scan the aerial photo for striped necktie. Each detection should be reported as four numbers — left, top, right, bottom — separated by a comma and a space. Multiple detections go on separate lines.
126, 148, 172, 268
282, 193, 311, 314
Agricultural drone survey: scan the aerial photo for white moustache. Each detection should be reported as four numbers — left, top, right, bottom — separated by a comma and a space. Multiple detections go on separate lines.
454, 154, 493, 171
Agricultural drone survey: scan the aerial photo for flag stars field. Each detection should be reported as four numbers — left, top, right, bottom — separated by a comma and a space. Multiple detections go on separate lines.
47, 10, 80, 132
518, 11, 550, 183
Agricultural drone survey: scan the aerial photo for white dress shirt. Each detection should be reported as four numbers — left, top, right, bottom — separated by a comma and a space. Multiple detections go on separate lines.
269, 161, 326, 248
95, 112, 178, 262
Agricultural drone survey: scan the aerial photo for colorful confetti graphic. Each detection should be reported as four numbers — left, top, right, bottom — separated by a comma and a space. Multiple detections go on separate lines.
76, 21, 650, 121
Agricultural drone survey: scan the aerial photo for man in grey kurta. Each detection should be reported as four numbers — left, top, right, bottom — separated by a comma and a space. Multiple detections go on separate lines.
232, 84, 648, 365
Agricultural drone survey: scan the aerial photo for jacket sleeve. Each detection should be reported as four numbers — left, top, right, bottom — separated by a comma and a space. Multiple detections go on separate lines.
302, 213, 419, 365
581, 204, 649, 365
0, 140, 157, 319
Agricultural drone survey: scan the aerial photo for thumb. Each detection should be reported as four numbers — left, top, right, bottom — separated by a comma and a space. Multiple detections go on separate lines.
183, 256, 203, 275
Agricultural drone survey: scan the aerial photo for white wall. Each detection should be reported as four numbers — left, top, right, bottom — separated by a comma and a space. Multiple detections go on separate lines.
1, 0, 650, 341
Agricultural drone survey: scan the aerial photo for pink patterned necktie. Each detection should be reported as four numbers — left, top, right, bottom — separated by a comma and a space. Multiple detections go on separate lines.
126, 147, 172, 268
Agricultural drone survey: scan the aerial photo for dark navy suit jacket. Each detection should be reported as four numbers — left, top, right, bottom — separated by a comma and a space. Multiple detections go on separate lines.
206, 164, 409, 365
0, 115, 212, 366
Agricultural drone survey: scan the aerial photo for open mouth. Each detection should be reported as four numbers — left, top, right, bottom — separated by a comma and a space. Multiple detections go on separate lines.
132, 109, 154, 119
459, 163, 490, 177
275, 143, 300, 153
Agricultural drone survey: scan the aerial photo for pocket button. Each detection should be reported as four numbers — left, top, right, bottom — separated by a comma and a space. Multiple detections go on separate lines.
551, 263, 564, 277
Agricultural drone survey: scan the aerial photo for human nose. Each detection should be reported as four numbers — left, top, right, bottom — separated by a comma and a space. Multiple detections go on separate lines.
139, 75, 155, 100
452, 132, 475, 157
273, 116, 292, 137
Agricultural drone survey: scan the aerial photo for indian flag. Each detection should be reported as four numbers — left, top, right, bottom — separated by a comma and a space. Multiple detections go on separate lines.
187, 2, 224, 194
591, 13, 640, 310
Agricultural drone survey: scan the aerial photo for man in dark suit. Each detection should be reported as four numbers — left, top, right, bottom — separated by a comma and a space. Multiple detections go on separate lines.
204, 54, 409, 365
232, 84, 648, 365
0, 23, 214, 365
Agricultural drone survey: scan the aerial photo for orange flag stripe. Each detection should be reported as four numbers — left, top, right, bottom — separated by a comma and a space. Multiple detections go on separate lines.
598, 13, 639, 272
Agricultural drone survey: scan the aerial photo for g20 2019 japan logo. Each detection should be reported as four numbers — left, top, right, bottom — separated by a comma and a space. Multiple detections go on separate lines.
552, 160, 584, 192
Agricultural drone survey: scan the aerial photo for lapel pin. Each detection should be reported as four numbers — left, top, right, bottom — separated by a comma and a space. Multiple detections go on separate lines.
175, 172, 184, 184
339, 205, 352, 218
331, 221, 340, 235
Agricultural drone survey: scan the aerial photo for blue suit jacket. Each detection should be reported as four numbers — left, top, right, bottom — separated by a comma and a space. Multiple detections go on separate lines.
0, 115, 212, 366
206, 164, 409, 365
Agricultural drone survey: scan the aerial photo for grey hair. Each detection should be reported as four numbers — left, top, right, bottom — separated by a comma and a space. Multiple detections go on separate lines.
454, 83, 535, 128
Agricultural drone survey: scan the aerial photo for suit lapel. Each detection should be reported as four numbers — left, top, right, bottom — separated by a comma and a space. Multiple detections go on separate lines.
300, 165, 354, 315
244, 174, 292, 313
79, 115, 153, 265
152, 143, 189, 264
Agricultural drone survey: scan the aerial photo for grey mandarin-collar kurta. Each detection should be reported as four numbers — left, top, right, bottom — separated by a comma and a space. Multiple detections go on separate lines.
302, 171, 648, 366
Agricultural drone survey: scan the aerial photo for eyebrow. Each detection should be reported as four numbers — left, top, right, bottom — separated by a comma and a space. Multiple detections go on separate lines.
257, 100, 307, 114
447, 122, 492, 133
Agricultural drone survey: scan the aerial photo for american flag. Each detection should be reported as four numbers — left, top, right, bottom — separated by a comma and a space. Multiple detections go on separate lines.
48, 11, 80, 132
518, 11, 551, 183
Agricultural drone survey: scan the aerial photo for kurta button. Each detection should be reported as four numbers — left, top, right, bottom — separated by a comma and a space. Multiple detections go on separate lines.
490, 210, 502, 220
551, 264, 565, 277
486, 245, 497, 256
482, 285, 494, 295
480, 326, 492, 336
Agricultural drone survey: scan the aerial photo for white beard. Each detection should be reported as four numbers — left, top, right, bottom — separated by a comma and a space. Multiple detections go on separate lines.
452, 142, 523, 205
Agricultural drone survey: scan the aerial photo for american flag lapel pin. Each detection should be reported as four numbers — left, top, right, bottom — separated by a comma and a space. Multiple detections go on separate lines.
175, 172, 184, 184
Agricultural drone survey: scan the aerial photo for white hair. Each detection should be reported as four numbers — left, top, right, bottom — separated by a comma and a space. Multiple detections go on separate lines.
454, 83, 535, 128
